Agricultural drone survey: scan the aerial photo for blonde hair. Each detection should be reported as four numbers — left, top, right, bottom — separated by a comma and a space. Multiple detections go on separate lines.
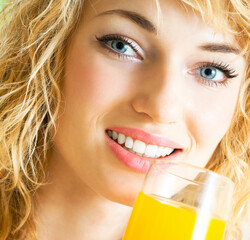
0, 0, 249, 239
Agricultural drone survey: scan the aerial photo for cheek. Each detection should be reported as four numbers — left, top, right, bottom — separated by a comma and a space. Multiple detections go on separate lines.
65, 54, 119, 112
64, 32, 139, 117
186, 86, 240, 148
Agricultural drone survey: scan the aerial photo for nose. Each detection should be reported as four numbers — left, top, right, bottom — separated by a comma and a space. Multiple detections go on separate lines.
131, 60, 185, 124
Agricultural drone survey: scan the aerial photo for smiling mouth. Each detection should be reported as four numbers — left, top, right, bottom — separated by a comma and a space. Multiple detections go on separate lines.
106, 129, 177, 158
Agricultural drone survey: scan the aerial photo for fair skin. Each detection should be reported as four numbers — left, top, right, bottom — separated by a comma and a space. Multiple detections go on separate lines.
36, 0, 246, 239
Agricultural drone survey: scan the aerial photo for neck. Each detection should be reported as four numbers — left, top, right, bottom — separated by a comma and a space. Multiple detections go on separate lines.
35, 151, 132, 240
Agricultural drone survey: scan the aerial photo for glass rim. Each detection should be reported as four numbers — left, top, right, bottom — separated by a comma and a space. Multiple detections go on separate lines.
151, 159, 235, 187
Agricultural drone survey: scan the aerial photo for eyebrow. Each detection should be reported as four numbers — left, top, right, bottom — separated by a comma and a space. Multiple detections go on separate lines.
199, 43, 240, 54
97, 9, 240, 55
97, 9, 157, 34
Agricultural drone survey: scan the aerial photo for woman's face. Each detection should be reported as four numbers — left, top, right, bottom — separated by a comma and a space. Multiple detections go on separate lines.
53, 0, 246, 205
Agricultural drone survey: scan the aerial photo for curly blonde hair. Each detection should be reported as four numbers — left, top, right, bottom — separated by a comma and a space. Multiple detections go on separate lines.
0, 0, 249, 239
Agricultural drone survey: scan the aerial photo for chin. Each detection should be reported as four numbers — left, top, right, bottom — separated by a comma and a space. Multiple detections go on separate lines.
105, 192, 137, 207
96, 178, 142, 206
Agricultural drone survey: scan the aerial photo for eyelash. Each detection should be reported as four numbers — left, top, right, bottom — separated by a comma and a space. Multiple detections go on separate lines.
96, 34, 238, 87
95, 34, 143, 61
195, 62, 238, 87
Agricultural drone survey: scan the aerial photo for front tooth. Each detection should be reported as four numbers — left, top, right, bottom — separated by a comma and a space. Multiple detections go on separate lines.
118, 133, 126, 144
155, 146, 164, 158
125, 137, 133, 149
144, 145, 158, 158
133, 140, 146, 154
112, 131, 118, 140
162, 147, 174, 157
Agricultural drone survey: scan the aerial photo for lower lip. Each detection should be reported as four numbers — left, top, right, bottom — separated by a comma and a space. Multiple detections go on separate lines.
105, 132, 181, 173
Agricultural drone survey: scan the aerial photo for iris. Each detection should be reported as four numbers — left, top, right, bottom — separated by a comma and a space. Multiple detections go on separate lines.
200, 67, 217, 80
111, 40, 128, 53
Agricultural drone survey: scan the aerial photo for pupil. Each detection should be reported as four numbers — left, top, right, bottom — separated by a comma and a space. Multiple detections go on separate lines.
116, 41, 124, 50
205, 68, 212, 76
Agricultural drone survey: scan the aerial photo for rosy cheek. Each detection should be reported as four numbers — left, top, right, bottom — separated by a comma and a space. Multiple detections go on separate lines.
65, 46, 129, 113
187, 89, 239, 147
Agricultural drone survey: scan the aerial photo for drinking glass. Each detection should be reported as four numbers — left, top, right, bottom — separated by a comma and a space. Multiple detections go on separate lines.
123, 160, 234, 240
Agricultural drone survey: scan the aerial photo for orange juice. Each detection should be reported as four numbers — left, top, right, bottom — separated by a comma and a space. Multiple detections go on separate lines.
123, 192, 226, 240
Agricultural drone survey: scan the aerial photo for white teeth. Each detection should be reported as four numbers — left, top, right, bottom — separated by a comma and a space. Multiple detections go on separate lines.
155, 146, 164, 158
108, 130, 175, 158
162, 147, 174, 157
118, 133, 126, 144
125, 136, 133, 149
144, 145, 158, 158
133, 140, 146, 154
166, 147, 174, 155
112, 131, 118, 140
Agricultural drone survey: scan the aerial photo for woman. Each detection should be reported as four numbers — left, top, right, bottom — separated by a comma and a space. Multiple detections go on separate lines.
0, 0, 249, 239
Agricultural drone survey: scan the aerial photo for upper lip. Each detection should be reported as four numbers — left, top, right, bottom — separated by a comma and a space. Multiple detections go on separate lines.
107, 127, 182, 149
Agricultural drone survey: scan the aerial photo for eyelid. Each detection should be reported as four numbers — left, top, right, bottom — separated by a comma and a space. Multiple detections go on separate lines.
188, 68, 226, 83
95, 34, 145, 60
190, 61, 238, 78
187, 61, 238, 88
188, 69, 229, 87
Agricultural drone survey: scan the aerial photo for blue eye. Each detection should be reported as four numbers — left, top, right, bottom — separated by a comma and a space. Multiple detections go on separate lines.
108, 39, 138, 57
111, 40, 129, 53
95, 34, 144, 61
188, 62, 238, 87
200, 67, 225, 81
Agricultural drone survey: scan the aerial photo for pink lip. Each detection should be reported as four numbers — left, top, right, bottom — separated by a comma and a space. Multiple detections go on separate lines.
105, 128, 182, 173
109, 127, 181, 148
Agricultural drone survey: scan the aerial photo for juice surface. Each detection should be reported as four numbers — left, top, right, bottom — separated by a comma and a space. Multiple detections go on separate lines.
123, 192, 226, 240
